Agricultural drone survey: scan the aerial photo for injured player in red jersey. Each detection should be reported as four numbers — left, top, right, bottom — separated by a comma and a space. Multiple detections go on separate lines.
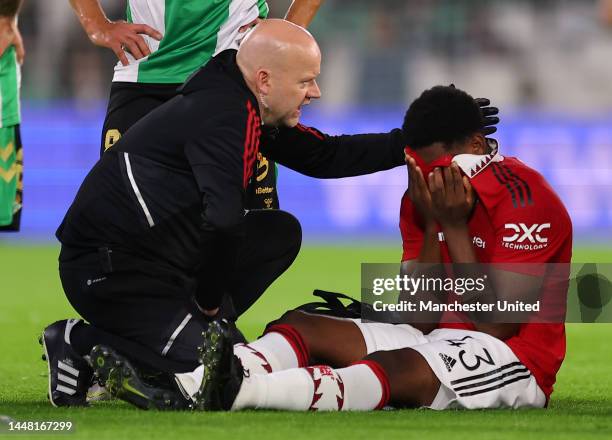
186, 85, 572, 412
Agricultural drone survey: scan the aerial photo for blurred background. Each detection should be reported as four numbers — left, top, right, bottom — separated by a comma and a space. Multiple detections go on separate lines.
2, 2, 612, 419
3, 2, 612, 421
6, 0, 612, 242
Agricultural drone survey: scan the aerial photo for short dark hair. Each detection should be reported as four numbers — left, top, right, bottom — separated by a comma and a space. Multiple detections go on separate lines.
402, 85, 483, 150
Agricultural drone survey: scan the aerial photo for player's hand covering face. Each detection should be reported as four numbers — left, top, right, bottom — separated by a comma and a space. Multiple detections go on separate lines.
406, 154, 435, 226
428, 164, 475, 228
406, 152, 477, 228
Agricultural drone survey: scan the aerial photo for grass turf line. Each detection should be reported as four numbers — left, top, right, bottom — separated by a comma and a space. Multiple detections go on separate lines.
0, 244, 611, 439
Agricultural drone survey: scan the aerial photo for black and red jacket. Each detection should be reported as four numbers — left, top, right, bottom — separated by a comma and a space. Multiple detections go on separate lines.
56, 50, 406, 307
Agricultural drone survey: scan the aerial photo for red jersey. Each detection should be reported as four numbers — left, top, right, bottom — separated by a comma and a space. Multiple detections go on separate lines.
399, 154, 573, 398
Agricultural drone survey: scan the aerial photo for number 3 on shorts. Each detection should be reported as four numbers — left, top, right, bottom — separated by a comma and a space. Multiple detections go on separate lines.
459, 347, 495, 371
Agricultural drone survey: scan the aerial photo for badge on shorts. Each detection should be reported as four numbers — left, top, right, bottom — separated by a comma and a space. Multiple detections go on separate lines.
439, 353, 457, 372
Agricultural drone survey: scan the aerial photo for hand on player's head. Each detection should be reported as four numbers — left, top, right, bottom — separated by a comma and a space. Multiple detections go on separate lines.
237, 19, 321, 127
475, 98, 500, 137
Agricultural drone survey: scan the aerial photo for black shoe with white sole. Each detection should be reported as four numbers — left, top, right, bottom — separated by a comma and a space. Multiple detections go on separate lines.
193, 320, 244, 411
40, 319, 93, 407
90, 345, 191, 411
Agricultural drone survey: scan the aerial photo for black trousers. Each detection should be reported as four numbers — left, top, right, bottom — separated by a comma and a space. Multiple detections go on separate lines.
61, 210, 301, 371
101, 82, 279, 209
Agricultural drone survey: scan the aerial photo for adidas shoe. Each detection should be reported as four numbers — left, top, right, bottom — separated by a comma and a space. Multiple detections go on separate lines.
90, 345, 191, 410
40, 319, 93, 407
193, 320, 244, 411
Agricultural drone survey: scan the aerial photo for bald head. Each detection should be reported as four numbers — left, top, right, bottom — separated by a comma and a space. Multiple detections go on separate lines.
237, 19, 322, 127
238, 19, 319, 76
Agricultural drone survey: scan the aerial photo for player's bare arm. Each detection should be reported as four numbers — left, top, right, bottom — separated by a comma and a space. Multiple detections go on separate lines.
0, 0, 24, 63
69, 0, 162, 66
236, 0, 324, 34
285, 0, 324, 28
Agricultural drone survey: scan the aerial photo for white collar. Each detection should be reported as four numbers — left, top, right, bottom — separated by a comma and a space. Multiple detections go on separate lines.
453, 139, 504, 178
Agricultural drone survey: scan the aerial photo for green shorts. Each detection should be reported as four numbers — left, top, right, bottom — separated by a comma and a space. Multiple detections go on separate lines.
0, 124, 22, 231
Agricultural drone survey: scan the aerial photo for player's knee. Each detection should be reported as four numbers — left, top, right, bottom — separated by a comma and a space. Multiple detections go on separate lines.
275, 309, 313, 329
365, 348, 440, 408
269, 310, 323, 344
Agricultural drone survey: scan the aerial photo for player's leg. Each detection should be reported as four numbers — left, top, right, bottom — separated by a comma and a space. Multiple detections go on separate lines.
229, 346, 440, 410
228, 350, 439, 411
100, 82, 180, 155
228, 308, 429, 388
173, 312, 427, 403
193, 320, 437, 411
256, 310, 367, 367
172, 312, 365, 401
229, 311, 364, 382
364, 349, 440, 408
219, 354, 397, 411
197, 326, 547, 411
194, 321, 423, 411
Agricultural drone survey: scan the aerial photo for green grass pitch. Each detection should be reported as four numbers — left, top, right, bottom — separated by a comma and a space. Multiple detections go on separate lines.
0, 243, 611, 439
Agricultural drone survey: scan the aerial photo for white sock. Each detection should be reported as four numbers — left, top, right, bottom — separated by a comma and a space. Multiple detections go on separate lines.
234, 332, 299, 375
175, 365, 204, 399
232, 363, 387, 411
233, 368, 312, 410
175, 332, 301, 399
336, 363, 386, 410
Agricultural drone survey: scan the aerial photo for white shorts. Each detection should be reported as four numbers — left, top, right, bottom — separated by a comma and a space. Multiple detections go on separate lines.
350, 319, 428, 353
349, 321, 546, 410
